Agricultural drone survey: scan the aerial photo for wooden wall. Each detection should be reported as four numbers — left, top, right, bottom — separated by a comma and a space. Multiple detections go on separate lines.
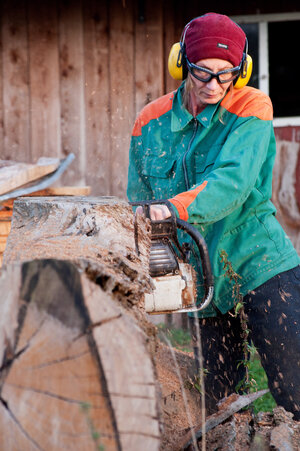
0, 0, 186, 198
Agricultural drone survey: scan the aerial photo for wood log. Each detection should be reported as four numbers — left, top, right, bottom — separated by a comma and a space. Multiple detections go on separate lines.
0, 196, 162, 450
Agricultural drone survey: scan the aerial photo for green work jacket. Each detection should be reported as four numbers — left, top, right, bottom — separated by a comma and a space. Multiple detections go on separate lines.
127, 82, 300, 316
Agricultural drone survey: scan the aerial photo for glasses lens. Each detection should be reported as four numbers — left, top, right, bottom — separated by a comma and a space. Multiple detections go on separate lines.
190, 67, 211, 82
218, 69, 240, 82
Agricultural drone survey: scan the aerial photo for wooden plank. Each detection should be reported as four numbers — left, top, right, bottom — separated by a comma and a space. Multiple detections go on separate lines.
82, 0, 110, 196
58, 0, 86, 187
134, 0, 164, 114
0, 207, 13, 220
0, 221, 11, 236
1, 0, 30, 162
163, 0, 183, 94
109, 0, 134, 199
0, 236, 7, 253
28, 0, 61, 160
0, 158, 60, 195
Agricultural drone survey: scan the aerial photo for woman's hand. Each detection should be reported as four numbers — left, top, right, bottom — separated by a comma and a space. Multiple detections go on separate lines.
136, 204, 171, 220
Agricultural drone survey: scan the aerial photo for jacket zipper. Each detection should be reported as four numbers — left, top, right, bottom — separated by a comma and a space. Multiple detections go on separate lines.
183, 118, 198, 190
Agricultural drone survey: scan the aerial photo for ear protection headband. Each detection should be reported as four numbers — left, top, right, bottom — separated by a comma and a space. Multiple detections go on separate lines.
168, 19, 252, 89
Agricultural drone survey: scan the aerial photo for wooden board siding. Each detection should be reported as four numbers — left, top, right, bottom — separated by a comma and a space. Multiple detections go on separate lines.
134, 0, 164, 115
28, 0, 61, 162
109, 0, 134, 197
83, 0, 110, 195
0, 0, 168, 199
1, 0, 30, 162
58, 0, 86, 186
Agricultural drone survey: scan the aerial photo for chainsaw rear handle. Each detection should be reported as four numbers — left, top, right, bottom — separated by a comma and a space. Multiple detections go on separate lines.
130, 200, 214, 311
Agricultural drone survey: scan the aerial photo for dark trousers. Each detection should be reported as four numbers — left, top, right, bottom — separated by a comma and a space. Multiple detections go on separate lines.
189, 265, 300, 419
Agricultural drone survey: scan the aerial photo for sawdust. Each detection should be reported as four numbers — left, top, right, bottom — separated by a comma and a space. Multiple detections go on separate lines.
154, 341, 202, 451
153, 340, 300, 450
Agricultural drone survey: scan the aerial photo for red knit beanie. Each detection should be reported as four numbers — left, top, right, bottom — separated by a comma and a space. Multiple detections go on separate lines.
185, 13, 246, 67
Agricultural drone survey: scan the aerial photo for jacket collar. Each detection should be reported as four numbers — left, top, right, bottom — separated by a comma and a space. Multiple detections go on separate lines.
171, 82, 221, 132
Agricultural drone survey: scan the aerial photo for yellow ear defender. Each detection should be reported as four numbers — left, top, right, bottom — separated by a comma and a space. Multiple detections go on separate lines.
234, 54, 253, 89
168, 36, 253, 89
168, 42, 185, 80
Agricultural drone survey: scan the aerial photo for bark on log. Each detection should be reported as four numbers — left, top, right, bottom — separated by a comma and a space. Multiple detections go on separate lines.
0, 197, 161, 451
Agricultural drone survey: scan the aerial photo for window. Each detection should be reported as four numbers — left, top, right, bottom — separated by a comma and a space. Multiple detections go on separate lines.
232, 13, 300, 126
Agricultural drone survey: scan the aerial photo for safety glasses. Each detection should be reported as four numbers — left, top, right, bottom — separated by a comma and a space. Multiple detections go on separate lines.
186, 58, 241, 84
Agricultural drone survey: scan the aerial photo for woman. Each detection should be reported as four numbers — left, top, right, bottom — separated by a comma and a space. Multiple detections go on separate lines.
127, 13, 300, 418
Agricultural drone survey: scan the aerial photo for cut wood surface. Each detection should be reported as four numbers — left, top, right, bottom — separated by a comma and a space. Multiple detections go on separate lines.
0, 158, 60, 196
0, 259, 159, 450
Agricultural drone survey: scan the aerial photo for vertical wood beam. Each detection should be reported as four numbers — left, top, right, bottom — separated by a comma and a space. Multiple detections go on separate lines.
134, 0, 164, 115
109, 0, 134, 198
28, 0, 61, 160
163, 0, 182, 95
82, 0, 110, 195
1, 0, 30, 161
58, 0, 86, 186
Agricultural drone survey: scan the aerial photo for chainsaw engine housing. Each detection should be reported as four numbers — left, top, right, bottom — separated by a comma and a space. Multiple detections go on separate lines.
145, 262, 197, 313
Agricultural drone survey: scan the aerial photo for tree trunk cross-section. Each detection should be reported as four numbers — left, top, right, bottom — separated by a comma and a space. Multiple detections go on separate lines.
0, 197, 161, 451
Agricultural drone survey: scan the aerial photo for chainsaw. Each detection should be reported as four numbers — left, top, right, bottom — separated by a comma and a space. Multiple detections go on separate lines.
131, 200, 214, 314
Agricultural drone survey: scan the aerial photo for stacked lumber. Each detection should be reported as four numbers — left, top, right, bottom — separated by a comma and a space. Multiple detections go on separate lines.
0, 200, 13, 266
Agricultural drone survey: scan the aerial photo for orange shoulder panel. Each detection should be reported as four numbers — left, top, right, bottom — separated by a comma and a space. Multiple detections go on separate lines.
221, 86, 273, 121
132, 92, 175, 136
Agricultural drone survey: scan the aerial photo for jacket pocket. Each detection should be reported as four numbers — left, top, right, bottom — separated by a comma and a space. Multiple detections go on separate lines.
142, 157, 177, 198
142, 156, 176, 178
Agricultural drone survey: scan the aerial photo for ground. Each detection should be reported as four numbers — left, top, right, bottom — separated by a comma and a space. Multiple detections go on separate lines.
154, 334, 300, 450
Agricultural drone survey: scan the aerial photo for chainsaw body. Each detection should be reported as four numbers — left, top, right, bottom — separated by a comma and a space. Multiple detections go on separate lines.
131, 201, 214, 314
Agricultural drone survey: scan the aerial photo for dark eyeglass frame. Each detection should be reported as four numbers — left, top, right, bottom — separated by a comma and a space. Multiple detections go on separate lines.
186, 58, 241, 84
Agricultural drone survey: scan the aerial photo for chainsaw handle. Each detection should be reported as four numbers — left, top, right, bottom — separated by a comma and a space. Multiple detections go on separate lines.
176, 218, 214, 311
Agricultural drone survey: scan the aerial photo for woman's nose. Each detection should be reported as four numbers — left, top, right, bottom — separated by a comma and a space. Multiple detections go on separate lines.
206, 78, 219, 90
